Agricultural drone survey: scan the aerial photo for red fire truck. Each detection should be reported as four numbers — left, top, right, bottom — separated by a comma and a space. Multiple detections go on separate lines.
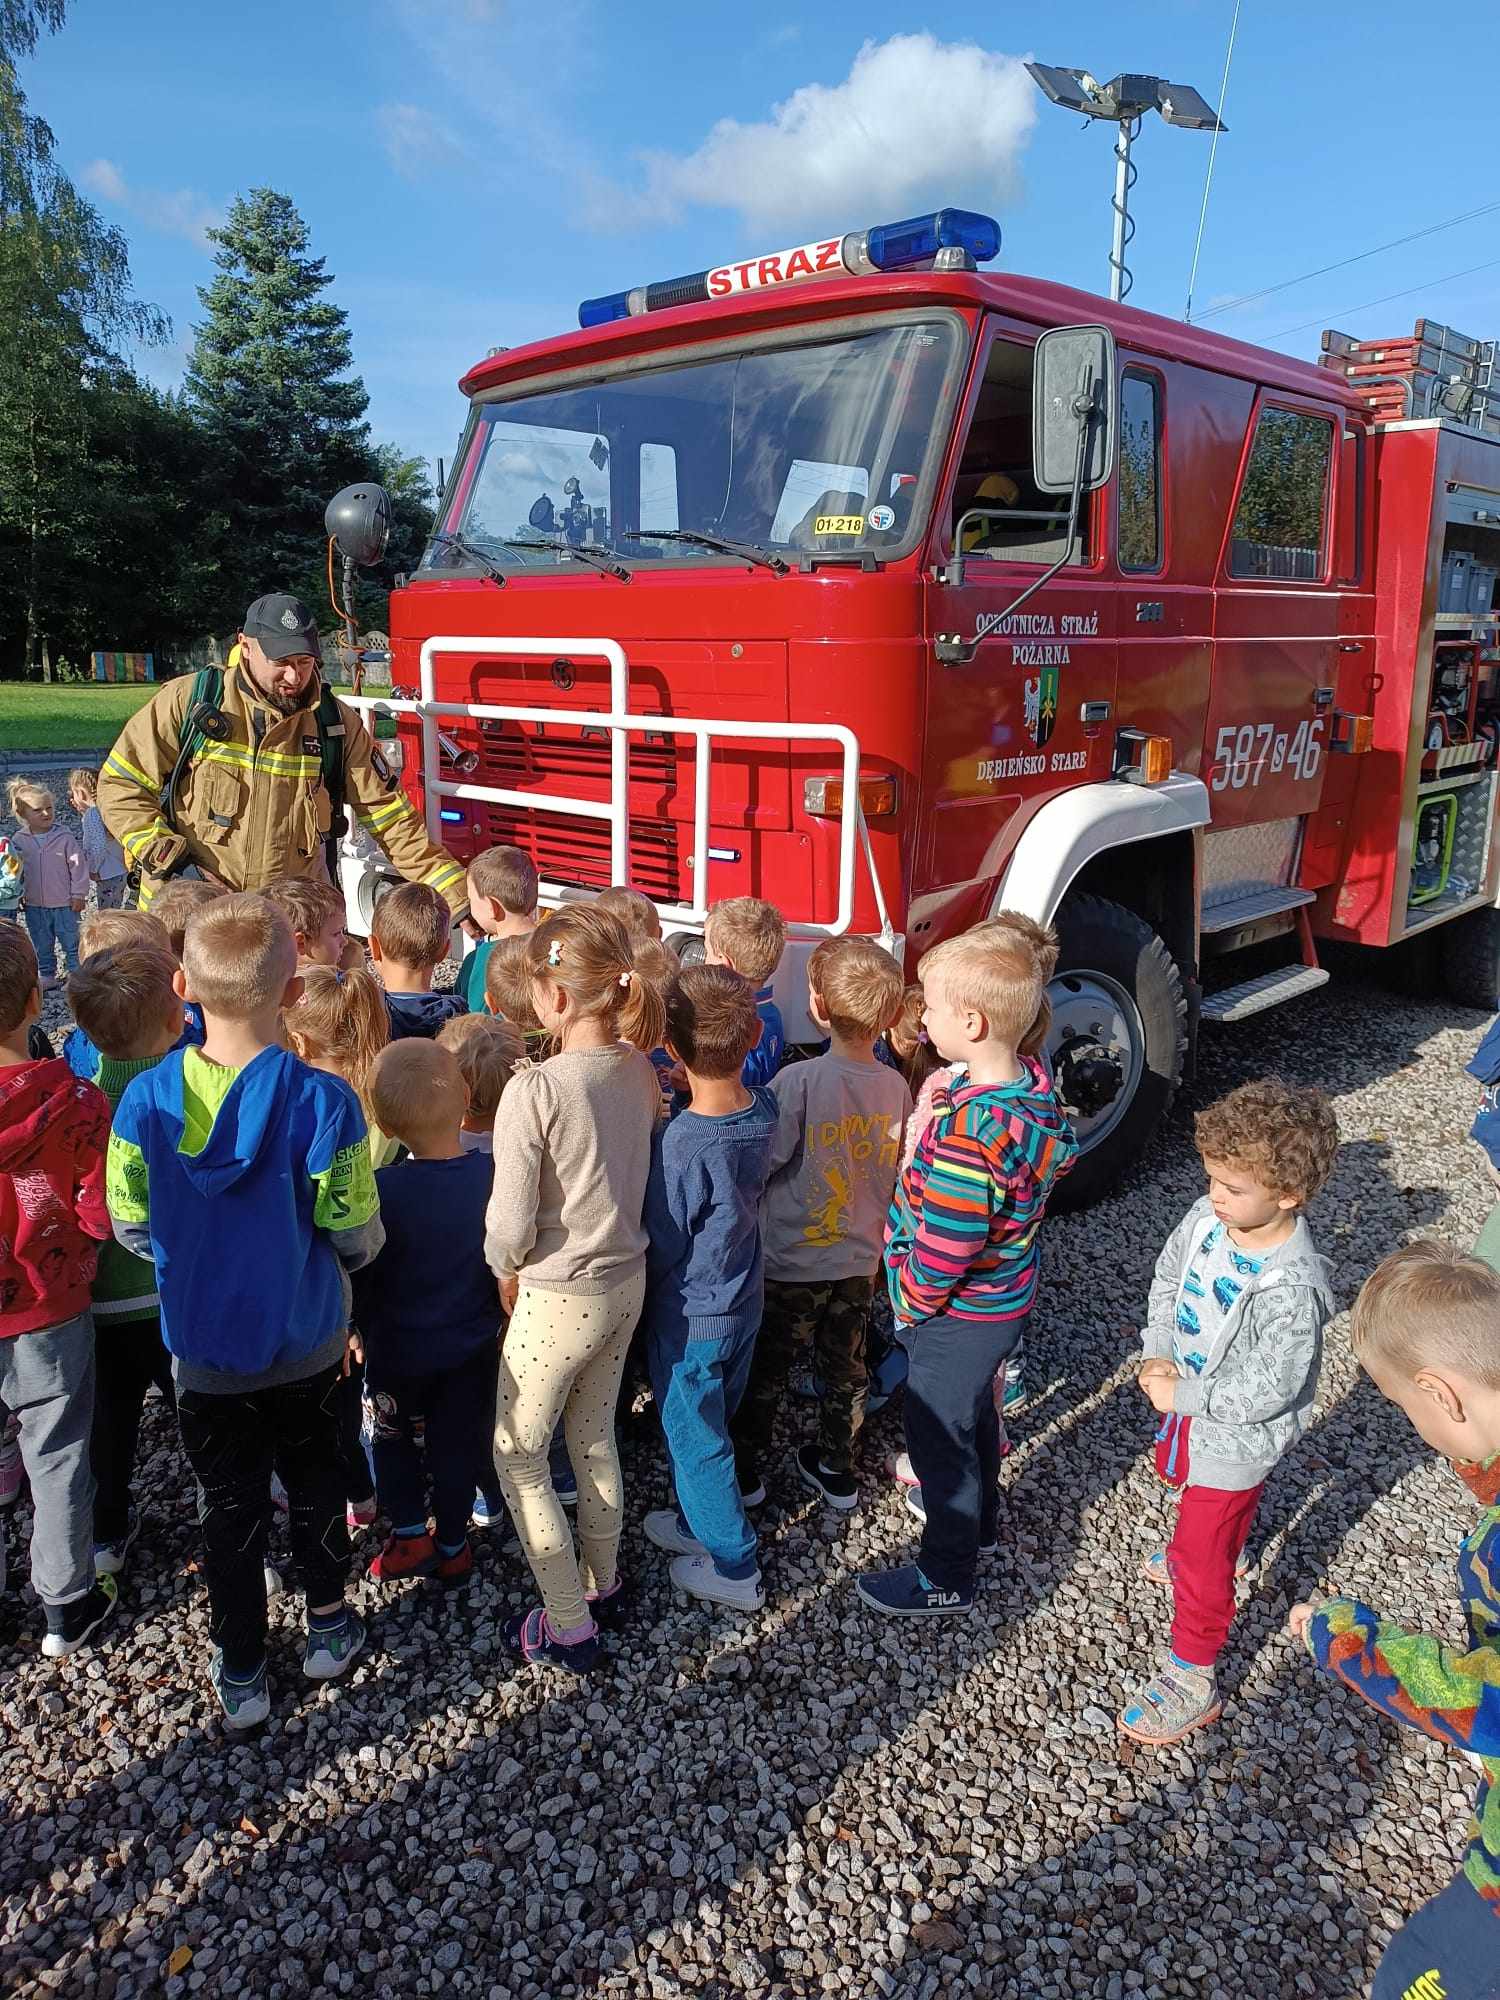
335, 208, 1500, 1205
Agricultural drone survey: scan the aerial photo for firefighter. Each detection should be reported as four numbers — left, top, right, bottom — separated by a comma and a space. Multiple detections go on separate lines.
97, 594, 468, 923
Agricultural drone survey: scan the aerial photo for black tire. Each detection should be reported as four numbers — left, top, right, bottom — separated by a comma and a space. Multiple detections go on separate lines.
665, 929, 706, 966
1439, 905, 1500, 1011
1046, 893, 1188, 1211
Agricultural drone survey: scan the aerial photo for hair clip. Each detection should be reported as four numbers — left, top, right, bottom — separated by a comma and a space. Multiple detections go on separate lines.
618, 969, 631, 989
546, 938, 563, 968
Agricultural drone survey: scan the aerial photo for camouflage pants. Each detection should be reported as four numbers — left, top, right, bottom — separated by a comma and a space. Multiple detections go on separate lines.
732, 1275, 873, 1480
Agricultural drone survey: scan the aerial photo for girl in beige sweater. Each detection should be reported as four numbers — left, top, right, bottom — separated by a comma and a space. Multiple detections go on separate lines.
485, 905, 666, 1673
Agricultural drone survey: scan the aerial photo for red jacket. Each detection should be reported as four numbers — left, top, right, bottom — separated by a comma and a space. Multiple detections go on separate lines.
0, 1057, 111, 1338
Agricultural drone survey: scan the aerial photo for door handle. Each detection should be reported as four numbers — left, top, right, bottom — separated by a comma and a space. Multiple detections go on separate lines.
1338, 640, 1365, 653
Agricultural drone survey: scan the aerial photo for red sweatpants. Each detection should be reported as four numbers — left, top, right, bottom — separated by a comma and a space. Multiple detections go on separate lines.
1156, 1416, 1263, 1670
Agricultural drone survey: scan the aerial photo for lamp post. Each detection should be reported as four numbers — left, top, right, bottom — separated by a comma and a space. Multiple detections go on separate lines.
1024, 66, 1225, 303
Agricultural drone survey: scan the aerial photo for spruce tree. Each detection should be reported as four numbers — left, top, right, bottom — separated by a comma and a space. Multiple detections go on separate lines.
185, 188, 371, 625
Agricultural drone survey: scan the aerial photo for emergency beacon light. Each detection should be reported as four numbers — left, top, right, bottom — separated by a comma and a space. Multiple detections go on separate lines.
578, 208, 1001, 328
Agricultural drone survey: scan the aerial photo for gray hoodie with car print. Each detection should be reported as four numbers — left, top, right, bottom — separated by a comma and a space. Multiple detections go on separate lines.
1140, 1195, 1335, 1491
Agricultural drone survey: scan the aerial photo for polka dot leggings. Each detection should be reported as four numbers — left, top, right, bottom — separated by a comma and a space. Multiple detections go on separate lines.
492, 1271, 646, 1631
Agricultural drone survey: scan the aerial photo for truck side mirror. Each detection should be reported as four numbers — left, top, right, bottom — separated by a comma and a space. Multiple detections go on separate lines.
325, 483, 393, 568
1033, 324, 1117, 494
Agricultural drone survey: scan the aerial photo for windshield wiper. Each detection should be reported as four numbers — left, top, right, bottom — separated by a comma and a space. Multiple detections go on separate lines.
503, 535, 632, 582
426, 532, 506, 586
636, 527, 789, 576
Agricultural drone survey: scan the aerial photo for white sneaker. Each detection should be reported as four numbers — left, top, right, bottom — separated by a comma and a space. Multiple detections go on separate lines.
669, 1552, 764, 1612
643, 1509, 705, 1557
888, 1451, 919, 1489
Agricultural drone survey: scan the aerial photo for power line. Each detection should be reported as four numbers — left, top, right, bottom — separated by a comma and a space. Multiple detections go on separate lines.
1269, 256, 1500, 341
1184, 0, 1242, 323
1196, 197, 1500, 321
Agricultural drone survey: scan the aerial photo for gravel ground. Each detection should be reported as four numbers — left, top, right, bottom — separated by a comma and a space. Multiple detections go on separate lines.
2, 778, 1493, 1998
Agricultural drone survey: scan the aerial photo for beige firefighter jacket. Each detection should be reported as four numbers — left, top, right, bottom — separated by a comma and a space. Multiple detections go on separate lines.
96, 669, 468, 919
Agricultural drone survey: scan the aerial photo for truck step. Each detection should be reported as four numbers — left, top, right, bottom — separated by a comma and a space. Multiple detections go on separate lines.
1199, 887, 1316, 934
1200, 964, 1331, 1023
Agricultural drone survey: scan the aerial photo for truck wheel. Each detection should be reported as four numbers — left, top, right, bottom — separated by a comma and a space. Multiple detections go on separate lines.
1046, 893, 1188, 1211
1439, 906, 1500, 1011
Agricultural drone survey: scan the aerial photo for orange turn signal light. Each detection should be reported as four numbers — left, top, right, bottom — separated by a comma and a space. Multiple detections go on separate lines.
1114, 730, 1173, 786
803, 774, 898, 818
1331, 711, 1374, 755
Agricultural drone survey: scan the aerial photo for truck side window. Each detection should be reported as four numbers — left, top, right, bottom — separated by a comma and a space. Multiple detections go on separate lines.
951, 336, 1086, 566
1229, 407, 1334, 581
1118, 371, 1162, 573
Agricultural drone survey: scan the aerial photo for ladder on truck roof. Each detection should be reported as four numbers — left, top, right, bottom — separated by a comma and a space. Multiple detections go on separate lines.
344, 634, 896, 946
1321, 317, 1500, 435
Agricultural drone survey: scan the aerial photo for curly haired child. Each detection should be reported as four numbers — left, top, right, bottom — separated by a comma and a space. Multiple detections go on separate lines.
1121, 1078, 1338, 1746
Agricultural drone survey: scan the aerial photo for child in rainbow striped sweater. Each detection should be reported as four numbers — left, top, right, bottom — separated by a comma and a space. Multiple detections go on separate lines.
1292, 1241, 1499, 2000
856, 924, 1075, 1619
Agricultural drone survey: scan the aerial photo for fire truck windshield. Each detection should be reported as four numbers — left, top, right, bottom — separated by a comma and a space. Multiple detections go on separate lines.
425, 314, 962, 576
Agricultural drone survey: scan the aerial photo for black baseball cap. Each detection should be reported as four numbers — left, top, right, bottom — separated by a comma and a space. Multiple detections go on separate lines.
242, 593, 321, 661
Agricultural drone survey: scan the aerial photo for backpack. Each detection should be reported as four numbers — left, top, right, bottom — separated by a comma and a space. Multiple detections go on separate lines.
166, 668, 347, 878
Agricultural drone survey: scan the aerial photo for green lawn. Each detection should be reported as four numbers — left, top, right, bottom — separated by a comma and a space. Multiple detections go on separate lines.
2, 680, 159, 752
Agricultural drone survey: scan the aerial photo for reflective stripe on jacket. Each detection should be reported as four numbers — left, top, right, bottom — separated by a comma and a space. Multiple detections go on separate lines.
97, 670, 467, 918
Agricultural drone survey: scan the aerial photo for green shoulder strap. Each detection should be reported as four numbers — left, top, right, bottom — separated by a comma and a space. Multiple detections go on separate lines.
176, 666, 223, 761
315, 682, 346, 822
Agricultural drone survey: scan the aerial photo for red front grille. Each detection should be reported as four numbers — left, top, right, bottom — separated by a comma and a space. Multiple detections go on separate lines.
474, 722, 683, 903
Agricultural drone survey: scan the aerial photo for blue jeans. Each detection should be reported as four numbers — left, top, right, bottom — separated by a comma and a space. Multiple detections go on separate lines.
1372, 1869, 1500, 1998
24, 904, 80, 979
648, 1320, 758, 1579
901, 1310, 1027, 1595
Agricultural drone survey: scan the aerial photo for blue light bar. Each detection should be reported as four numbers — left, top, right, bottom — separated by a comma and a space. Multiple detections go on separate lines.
576, 206, 1000, 327
579, 289, 633, 328
439, 808, 465, 823
864, 208, 1001, 271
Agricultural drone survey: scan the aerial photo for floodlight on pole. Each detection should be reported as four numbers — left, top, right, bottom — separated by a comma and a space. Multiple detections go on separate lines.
1025, 65, 1225, 303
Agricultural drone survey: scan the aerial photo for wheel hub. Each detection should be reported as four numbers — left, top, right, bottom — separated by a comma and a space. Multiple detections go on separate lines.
1046, 970, 1147, 1151
1054, 1033, 1124, 1119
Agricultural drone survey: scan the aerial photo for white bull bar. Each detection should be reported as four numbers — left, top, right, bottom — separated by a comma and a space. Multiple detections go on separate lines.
345, 633, 893, 941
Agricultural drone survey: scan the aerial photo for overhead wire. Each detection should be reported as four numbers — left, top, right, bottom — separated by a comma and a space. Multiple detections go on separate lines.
1268, 255, 1500, 341
1197, 197, 1500, 321
1183, 0, 1242, 323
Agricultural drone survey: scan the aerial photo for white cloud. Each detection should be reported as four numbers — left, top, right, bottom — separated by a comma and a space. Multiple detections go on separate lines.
598, 34, 1037, 235
80, 158, 222, 247
381, 102, 470, 179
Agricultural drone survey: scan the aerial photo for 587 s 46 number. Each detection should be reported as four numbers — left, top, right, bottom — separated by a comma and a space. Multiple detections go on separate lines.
1211, 717, 1325, 792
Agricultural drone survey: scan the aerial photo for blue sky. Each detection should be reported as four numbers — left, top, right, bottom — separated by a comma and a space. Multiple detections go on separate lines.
21, 1, 1500, 483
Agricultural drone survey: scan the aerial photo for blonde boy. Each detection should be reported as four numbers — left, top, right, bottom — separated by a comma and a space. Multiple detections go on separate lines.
704, 896, 786, 1086
1292, 1242, 1499, 2000
594, 885, 662, 946
107, 894, 382, 1728
263, 877, 347, 969
459, 846, 539, 1011
370, 882, 466, 1040
148, 879, 226, 961
857, 928, 1076, 1619
732, 938, 911, 1511
436, 1012, 523, 1154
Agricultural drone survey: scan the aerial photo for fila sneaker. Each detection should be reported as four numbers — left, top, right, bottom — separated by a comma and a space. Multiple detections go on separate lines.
854, 1563, 973, 1618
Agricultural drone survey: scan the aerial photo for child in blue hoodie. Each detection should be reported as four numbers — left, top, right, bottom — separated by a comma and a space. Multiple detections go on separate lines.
108, 894, 384, 1733
369, 882, 467, 1042
643, 966, 778, 1612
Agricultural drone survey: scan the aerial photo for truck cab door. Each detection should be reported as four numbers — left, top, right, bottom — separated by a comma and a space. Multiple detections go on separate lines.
1205, 398, 1343, 829
914, 318, 1118, 935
